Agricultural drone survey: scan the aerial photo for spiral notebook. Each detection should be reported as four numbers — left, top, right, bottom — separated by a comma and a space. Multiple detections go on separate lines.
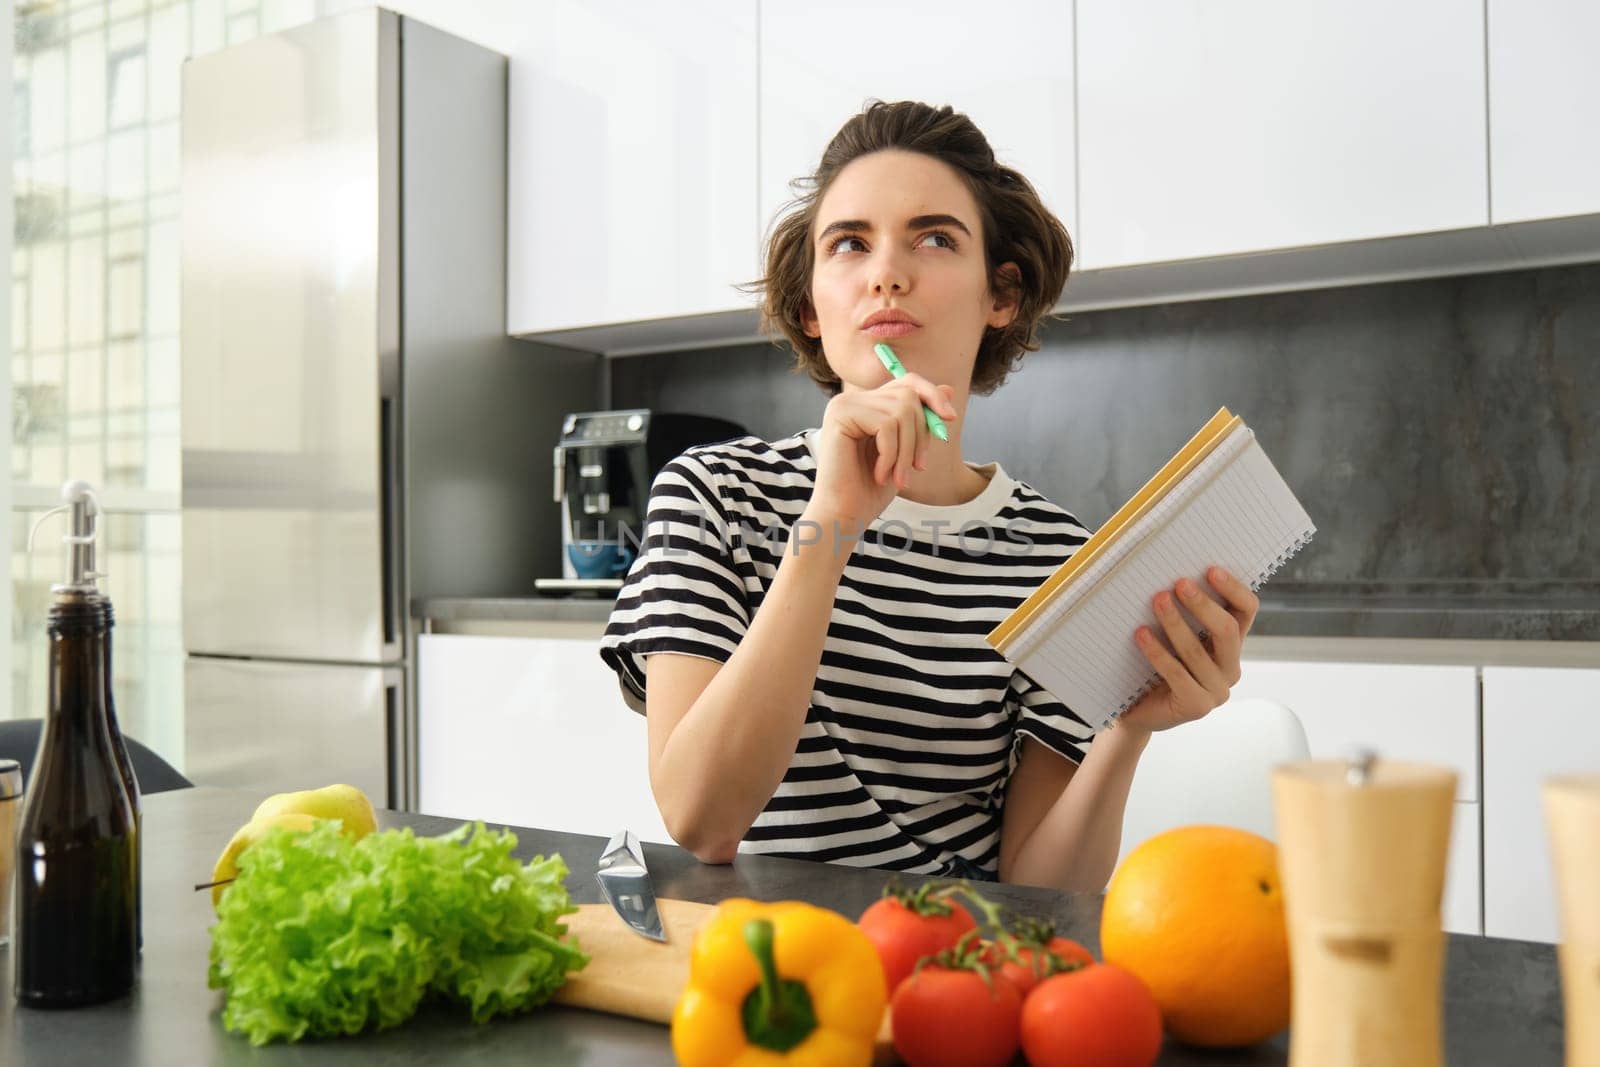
987, 408, 1315, 731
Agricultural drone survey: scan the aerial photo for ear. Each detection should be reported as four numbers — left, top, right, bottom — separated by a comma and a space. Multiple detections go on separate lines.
987, 262, 1022, 330
801, 300, 821, 338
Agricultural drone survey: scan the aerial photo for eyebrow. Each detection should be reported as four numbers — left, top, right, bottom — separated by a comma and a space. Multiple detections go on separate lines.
815, 214, 974, 244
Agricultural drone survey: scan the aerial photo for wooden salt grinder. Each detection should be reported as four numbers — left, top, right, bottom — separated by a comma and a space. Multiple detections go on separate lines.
1544, 774, 1600, 1067
1273, 753, 1457, 1067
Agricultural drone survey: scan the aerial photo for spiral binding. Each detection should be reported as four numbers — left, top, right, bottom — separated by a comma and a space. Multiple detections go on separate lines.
1252, 528, 1316, 591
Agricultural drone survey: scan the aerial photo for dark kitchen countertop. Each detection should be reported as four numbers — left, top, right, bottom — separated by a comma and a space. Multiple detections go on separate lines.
1251, 580, 1600, 641
416, 579, 1600, 641
414, 595, 616, 626
0, 787, 1567, 1066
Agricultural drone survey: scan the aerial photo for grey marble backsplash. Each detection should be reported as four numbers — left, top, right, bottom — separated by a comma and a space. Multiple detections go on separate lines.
607, 262, 1599, 635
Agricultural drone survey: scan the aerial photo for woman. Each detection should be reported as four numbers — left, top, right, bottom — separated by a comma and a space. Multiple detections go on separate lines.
599, 101, 1258, 892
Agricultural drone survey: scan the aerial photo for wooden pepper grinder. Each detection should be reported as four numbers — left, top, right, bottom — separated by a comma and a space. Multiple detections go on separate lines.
1544, 774, 1600, 1067
1272, 751, 1458, 1067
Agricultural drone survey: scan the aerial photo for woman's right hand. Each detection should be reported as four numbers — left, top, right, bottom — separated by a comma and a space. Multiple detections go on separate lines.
805, 373, 959, 530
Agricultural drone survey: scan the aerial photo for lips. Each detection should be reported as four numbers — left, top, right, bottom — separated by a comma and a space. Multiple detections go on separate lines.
860, 308, 921, 338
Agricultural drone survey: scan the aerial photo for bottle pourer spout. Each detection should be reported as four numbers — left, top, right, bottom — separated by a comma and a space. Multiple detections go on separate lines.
27, 480, 107, 593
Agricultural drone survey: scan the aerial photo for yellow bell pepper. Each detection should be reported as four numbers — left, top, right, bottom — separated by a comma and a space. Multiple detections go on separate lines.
671, 898, 888, 1067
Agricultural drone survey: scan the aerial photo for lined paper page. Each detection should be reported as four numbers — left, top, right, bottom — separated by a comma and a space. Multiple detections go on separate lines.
1009, 426, 1314, 731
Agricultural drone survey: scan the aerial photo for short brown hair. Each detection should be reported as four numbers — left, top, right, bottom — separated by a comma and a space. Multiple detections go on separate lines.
756, 100, 1074, 396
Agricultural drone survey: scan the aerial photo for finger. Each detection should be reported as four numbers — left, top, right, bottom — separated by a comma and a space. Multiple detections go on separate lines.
874, 420, 898, 486
895, 398, 918, 489
883, 388, 921, 489
1206, 566, 1261, 636
1152, 591, 1229, 701
1175, 578, 1242, 679
913, 385, 934, 464
893, 372, 960, 423
1134, 626, 1211, 714
912, 388, 947, 471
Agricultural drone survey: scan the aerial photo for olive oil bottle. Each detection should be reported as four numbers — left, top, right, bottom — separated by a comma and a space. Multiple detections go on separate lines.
14, 482, 139, 1007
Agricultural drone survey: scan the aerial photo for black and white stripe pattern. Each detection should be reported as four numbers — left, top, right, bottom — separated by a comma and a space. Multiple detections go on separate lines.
599, 430, 1095, 877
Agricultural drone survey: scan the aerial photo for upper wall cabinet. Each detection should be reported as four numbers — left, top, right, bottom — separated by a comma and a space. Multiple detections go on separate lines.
1487, 0, 1600, 224
506, 2, 758, 336
1074, 0, 1489, 270
758, 0, 1076, 249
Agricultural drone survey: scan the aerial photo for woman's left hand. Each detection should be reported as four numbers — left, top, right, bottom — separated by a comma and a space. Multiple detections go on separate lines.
1118, 565, 1260, 734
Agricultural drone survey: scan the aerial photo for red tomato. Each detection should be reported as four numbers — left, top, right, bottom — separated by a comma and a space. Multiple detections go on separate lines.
857, 894, 978, 994
978, 939, 1041, 996
980, 935, 1095, 994
891, 964, 1023, 1067
1021, 964, 1164, 1067
1027, 935, 1096, 972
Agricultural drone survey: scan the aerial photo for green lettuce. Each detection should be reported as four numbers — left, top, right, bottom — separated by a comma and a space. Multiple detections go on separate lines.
207, 819, 589, 1045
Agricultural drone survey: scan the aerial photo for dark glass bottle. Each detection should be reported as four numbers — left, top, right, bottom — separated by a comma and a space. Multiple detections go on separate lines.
14, 591, 138, 1007
99, 601, 142, 951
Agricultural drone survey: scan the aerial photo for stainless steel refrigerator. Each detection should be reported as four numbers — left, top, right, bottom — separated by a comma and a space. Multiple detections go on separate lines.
180, 9, 592, 809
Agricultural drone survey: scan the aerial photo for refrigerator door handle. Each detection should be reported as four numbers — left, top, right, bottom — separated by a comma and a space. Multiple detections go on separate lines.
384, 672, 403, 811
381, 394, 402, 658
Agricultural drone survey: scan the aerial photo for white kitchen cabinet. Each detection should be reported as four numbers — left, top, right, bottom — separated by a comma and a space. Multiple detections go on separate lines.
1074, 0, 1488, 269
417, 633, 672, 845
758, 0, 1075, 243
1231, 659, 1482, 934
1440, 801, 1483, 939
1233, 660, 1480, 800
1487, 0, 1600, 224
504, 1, 758, 335
1482, 667, 1600, 943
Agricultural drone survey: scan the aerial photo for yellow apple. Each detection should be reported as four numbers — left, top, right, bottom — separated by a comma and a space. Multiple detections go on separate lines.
210, 812, 317, 907
250, 783, 377, 839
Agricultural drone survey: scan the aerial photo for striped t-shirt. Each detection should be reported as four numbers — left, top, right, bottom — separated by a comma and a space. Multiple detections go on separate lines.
598, 429, 1097, 878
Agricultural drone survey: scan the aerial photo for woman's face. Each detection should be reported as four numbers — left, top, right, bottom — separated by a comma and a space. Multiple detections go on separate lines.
802, 149, 1016, 400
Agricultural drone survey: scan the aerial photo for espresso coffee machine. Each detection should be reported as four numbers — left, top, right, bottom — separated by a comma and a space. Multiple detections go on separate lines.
537, 409, 747, 594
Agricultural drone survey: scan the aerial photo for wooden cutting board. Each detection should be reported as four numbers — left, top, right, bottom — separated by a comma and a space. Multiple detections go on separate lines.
552, 899, 897, 1063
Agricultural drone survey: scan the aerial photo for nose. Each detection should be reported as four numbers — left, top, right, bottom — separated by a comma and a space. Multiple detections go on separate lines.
867, 247, 910, 295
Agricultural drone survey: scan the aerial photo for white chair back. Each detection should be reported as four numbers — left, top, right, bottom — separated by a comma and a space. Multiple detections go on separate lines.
1115, 697, 1310, 874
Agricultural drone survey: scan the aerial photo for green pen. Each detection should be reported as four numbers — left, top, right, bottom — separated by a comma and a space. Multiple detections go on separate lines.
873, 342, 950, 442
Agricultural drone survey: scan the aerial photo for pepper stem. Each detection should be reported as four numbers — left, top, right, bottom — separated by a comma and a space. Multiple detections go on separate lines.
741, 918, 819, 1053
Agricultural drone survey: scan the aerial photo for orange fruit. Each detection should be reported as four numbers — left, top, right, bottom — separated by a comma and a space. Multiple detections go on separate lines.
1100, 825, 1290, 1047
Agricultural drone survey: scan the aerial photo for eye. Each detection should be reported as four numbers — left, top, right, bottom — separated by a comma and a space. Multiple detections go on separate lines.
917, 229, 959, 250
827, 234, 867, 255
